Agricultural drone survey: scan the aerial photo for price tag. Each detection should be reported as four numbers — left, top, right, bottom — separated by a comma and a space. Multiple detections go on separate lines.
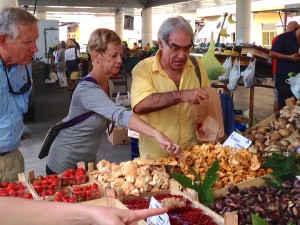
147, 197, 170, 225
222, 131, 252, 149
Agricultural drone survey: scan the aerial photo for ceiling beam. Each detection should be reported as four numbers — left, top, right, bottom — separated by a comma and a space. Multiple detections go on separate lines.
145, 0, 190, 8
19, 0, 145, 9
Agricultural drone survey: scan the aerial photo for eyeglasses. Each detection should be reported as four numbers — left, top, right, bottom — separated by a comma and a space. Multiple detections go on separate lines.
166, 42, 194, 54
4, 66, 31, 95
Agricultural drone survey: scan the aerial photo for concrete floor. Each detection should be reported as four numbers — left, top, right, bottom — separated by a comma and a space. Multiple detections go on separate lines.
20, 73, 274, 177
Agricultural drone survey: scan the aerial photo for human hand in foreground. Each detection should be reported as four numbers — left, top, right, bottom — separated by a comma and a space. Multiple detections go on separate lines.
89, 205, 168, 225
0, 197, 168, 225
180, 88, 209, 104
153, 130, 181, 155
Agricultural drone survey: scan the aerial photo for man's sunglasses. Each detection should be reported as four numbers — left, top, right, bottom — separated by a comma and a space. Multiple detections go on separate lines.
4, 66, 31, 95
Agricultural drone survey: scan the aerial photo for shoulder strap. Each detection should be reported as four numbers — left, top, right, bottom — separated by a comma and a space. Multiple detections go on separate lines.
189, 55, 201, 86
75, 47, 78, 59
62, 112, 94, 129
80, 76, 98, 85
62, 76, 97, 128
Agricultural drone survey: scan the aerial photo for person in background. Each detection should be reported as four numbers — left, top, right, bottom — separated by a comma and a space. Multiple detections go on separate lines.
269, 22, 300, 110
65, 38, 80, 91
271, 21, 299, 112
0, 197, 168, 225
56, 40, 68, 88
132, 42, 140, 50
131, 16, 210, 159
0, 7, 38, 183
46, 28, 180, 175
51, 43, 59, 74
143, 42, 150, 50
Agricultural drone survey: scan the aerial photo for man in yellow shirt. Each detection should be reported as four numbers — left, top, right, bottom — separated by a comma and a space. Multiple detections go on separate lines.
131, 16, 210, 159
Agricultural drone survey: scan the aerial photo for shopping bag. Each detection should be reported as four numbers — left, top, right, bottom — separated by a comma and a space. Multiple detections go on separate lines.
201, 39, 226, 80
218, 56, 232, 83
193, 87, 225, 144
228, 58, 241, 91
286, 72, 300, 99
38, 121, 64, 159
115, 91, 131, 107
242, 59, 256, 88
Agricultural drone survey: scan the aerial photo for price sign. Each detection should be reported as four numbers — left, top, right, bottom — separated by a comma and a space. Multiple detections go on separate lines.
222, 131, 252, 149
147, 197, 170, 225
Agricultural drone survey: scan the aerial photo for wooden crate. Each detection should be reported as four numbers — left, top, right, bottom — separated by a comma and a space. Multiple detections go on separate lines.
26, 162, 104, 201
213, 175, 269, 198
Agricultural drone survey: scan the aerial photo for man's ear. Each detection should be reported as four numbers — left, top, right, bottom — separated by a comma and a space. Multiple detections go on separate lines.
0, 34, 7, 46
158, 39, 163, 50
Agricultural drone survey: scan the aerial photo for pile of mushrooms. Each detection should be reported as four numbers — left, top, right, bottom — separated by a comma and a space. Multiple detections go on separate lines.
245, 104, 300, 158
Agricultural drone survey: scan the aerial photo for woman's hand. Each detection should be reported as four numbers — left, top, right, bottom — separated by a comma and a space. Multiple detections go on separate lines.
153, 130, 181, 155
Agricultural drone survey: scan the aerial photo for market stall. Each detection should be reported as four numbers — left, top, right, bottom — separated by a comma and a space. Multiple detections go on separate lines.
213, 45, 273, 128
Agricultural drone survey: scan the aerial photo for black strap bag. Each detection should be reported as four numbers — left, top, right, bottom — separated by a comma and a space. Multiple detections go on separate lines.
38, 112, 94, 159
38, 76, 98, 159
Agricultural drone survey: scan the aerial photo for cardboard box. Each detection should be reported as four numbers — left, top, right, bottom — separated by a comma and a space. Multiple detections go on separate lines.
107, 126, 131, 145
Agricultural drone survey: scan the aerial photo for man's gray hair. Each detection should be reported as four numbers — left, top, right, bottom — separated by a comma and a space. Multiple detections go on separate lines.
157, 16, 194, 44
0, 7, 38, 41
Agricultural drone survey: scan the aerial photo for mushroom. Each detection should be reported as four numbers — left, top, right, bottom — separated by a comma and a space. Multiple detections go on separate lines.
278, 128, 292, 138
279, 139, 291, 148
269, 131, 282, 141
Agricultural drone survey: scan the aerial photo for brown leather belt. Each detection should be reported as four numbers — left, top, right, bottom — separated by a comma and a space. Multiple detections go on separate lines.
0, 151, 10, 156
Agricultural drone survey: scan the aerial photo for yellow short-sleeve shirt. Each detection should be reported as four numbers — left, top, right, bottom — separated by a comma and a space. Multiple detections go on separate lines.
131, 51, 210, 159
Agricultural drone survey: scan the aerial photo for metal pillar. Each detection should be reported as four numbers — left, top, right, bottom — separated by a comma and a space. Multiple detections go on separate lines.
141, 8, 152, 47
236, 0, 251, 43
115, 10, 124, 40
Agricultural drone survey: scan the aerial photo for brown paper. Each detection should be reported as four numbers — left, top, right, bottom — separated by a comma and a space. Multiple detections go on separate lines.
193, 87, 225, 144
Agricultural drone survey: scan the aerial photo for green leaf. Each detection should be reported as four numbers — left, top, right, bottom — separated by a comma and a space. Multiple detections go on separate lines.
251, 213, 268, 225
271, 169, 291, 177
203, 160, 220, 188
263, 177, 284, 190
172, 160, 220, 207
171, 173, 198, 190
272, 152, 286, 160
199, 186, 214, 206
188, 166, 202, 184
263, 153, 295, 175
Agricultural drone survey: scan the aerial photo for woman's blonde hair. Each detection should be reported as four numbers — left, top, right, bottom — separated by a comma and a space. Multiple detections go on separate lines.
87, 28, 121, 53
66, 39, 75, 48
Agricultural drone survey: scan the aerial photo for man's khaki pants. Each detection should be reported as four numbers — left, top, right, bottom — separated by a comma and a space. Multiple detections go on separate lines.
0, 149, 24, 183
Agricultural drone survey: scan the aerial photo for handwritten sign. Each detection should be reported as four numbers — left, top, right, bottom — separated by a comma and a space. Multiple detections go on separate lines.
147, 197, 170, 225
222, 131, 252, 149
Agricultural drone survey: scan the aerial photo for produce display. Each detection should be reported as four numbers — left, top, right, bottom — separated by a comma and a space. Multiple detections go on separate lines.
53, 183, 101, 203
245, 104, 300, 158
31, 174, 61, 198
30, 167, 91, 200
210, 180, 300, 225
3, 101, 300, 225
123, 193, 219, 225
61, 167, 88, 186
156, 144, 268, 190
90, 143, 268, 198
91, 158, 170, 196
0, 181, 33, 199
